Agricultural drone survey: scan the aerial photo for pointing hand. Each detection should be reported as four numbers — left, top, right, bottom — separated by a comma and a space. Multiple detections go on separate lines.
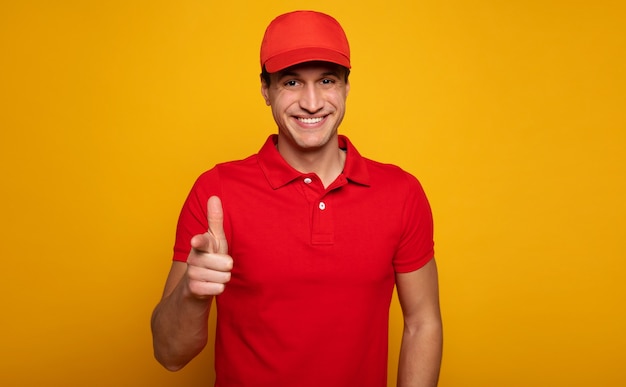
185, 196, 232, 298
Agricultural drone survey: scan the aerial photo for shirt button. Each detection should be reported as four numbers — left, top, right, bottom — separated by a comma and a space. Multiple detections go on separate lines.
319, 201, 326, 210
304, 177, 312, 184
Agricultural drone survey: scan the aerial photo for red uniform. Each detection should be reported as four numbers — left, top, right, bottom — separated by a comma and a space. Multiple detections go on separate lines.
174, 135, 434, 386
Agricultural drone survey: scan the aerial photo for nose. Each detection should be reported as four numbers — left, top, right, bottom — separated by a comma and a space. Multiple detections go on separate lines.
299, 84, 324, 113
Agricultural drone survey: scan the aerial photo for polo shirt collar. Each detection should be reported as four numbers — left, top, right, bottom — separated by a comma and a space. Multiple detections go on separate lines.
258, 134, 371, 189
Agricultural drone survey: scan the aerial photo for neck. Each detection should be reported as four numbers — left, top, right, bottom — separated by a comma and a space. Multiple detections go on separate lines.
277, 137, 346, 188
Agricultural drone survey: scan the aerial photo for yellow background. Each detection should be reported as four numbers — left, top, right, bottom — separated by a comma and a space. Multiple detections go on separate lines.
1, 1, 624, 386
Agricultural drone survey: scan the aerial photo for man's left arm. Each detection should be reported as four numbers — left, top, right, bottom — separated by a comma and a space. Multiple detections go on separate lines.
396, 258, 443, 387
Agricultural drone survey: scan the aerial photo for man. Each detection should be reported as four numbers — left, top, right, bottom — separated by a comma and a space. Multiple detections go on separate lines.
151, 10, 442, 387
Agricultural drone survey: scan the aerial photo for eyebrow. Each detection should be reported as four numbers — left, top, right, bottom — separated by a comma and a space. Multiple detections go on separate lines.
277, 70, 342, 80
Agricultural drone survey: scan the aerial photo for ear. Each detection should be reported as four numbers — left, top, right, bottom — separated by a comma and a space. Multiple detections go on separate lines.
260, 76, 271, 106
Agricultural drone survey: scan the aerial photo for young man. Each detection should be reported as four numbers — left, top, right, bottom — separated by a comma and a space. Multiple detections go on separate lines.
151, 10, 442, 387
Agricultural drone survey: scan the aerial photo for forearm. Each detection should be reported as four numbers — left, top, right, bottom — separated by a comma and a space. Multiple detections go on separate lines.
397, 320, 443, 387
151, 282, 213, 371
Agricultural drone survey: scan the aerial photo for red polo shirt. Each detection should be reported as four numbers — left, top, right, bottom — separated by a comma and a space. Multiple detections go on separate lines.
173, 135, 434, 386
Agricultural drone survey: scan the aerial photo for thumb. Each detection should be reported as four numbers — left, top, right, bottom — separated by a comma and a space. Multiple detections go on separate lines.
207, 196, 228, 254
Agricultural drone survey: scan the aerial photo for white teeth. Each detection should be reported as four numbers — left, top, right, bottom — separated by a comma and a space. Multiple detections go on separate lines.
298, 117, 323, 124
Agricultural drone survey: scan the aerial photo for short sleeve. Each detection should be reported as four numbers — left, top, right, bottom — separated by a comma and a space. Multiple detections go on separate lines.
392, 174, 434, 273
172, 167, 223, 262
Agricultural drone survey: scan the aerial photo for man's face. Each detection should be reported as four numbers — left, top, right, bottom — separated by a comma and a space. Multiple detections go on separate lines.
261, 62, 350, 154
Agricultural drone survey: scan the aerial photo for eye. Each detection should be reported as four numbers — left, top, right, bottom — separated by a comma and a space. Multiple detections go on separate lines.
321, 78, 335, 85
284, 80, 299, 87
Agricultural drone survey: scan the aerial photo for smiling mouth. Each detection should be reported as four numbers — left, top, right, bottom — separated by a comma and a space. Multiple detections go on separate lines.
297, 116, 325, 124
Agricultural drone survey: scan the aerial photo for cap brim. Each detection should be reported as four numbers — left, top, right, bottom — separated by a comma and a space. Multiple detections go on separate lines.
264, 47, 351, 73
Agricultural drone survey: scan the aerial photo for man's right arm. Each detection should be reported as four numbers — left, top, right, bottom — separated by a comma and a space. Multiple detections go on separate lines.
151, 196, 232, 371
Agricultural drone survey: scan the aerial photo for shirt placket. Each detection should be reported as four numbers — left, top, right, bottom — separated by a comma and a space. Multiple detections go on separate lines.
298, 174, 349, 245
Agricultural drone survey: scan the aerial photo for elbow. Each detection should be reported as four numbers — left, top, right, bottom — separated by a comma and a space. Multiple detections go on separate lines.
154, 350, 190, 372
152, 338, 206, 372
152, 334, 199, 372
404, 317, 443, 340
162, 362, 186, 373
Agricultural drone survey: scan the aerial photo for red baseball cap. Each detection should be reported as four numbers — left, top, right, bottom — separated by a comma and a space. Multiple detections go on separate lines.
260, 10, 351, 73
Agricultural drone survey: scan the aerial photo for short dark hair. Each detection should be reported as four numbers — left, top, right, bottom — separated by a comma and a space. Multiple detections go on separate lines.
261, 66, 272, 86
260, 64, 350, 86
